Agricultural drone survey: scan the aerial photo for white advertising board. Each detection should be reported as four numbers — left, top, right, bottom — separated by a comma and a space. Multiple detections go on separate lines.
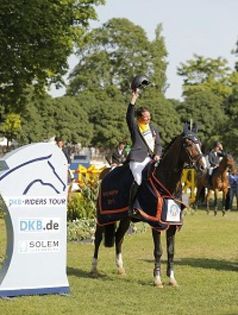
0, 143, 69, 297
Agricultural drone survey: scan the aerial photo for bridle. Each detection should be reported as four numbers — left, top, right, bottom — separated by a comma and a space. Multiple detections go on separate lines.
182, 135, 204, 170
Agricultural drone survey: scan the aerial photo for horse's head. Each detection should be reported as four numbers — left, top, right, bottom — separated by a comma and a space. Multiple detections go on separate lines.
222, 153, 236, 172
157, 124, 207, 181
179, 125, 207, 174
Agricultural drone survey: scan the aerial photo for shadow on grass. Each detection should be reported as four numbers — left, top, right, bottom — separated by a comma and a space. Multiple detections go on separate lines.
67, 266, 113, 281
176, 257, 238, 272
141, 257, 238, 272
67, 265, 155, 287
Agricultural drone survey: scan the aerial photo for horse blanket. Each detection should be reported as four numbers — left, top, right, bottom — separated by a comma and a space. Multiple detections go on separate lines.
97, 162, 185, 230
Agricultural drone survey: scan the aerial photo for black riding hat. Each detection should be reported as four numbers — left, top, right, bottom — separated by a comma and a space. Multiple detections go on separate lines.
131, 75, 150, 91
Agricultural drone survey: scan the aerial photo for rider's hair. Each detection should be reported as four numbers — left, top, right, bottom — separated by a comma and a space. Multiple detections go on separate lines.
136, 106, 150, 118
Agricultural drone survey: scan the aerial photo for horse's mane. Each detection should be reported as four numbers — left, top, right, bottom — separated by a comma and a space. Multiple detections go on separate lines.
160, 134, 180, 159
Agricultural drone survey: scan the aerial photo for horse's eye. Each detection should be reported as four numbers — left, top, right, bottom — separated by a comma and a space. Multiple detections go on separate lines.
184, 139, 192, 146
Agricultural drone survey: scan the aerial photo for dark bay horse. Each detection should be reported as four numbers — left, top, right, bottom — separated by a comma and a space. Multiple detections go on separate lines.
91, 126, 207, 287
195, 154, 236, 215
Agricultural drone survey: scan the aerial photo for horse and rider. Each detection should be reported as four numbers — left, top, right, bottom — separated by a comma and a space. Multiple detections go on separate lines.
91, 75, 207, 287
195, 141, 236, 214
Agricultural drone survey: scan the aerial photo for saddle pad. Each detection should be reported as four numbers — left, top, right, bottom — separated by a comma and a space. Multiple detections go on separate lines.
97, 164, 133, 225
97, 162, 184, 230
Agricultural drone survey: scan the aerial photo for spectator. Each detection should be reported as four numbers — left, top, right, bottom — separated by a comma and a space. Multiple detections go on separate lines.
106, 142, 126, 168
55, 136, 75, 186
228, 170, 238, 210
55, 136, 71, 165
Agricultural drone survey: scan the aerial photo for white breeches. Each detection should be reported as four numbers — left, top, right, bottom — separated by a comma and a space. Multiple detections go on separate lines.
129, 156, 152, 185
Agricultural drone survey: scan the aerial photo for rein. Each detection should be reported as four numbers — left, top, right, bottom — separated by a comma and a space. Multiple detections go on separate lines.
150, 166, 187, 209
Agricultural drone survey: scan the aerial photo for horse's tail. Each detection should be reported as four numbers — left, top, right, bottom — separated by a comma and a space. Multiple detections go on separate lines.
104, 223, 116, 247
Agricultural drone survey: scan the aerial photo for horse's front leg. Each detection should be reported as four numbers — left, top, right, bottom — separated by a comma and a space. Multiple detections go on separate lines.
166, 225, 178, 287
206, 189, 211, 214
115, 218, 130, 275
90, 224, 104, 276
194, 184, 202, 209
152, 228, 163, 288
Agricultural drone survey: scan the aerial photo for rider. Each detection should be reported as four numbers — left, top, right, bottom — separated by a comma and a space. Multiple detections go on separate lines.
207, 141, 224, 173
207, 141, 224, 184
126, 88, 162, 217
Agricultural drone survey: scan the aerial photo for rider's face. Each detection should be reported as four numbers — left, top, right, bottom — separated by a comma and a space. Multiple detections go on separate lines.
138, 111, 151, 124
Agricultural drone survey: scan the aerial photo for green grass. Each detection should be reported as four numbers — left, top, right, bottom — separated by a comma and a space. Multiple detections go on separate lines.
1, 210, 238, 315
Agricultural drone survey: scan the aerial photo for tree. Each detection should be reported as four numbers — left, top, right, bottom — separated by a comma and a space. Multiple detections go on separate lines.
74, 87, 128, 148
177, 55, 233, 98
50, 96, 93, 145
0, 113, 21, 147
18, 91, 55, 144
67, 18, 168, 96
0, 0, 104, 113
234, 39, 238, 71
149, 24, 168, 93
176, 91, 227, 150
222, 81, 238, 157
18, 92, 93, 146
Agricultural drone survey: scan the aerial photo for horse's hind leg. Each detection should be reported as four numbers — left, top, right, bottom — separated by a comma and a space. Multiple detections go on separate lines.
90, 224, 104, 276
152, 228, 163, 288
115, 218, 130, 275
221, 190, 227, 216
214, 189, 219, 216
166, 225, 178, 287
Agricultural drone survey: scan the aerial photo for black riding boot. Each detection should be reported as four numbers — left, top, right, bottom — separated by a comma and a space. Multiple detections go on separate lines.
128, 181, 139, 217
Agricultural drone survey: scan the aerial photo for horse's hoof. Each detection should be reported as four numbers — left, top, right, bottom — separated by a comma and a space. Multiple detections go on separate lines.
90, 269, 99, 278
117, 267, 126, 275
155, 282, 164, 288
169, 278, 178, 287
154, 276, 163, 288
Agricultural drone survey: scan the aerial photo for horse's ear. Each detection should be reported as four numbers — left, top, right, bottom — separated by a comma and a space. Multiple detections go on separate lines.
192, 123, 198, 133
183, 121, 189, 134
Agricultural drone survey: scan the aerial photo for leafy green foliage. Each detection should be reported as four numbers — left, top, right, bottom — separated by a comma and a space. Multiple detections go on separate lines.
177, 91, 227, 149
67, 219, 95, 242
222, 83, 238, 156
67, 18, 168, 96
178, 55, 234, 98
0, 113, 21, 146
0, 0, 104, 112
74, 88, 129, 148
67, 183, 98, 221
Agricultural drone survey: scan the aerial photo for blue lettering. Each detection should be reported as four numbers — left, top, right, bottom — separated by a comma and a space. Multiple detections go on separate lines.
36, 220, 43, 230
20, 221, 27, 231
